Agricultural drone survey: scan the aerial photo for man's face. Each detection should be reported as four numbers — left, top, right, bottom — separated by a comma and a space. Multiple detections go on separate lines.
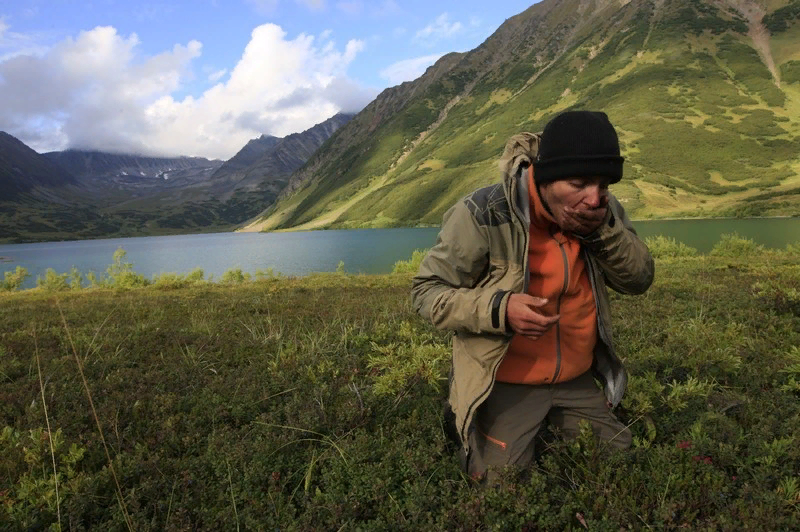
538, 176, 611, 230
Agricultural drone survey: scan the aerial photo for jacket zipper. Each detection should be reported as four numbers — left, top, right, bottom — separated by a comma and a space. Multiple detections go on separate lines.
460, 173, 530, 445
583, 250, 611, 348
552, 237, 569, 382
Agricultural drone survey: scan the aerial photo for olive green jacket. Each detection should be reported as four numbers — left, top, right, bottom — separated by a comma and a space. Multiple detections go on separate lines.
411, 133, 655, 452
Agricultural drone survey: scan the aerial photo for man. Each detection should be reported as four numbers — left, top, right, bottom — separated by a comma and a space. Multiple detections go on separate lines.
411, 111, 654, 482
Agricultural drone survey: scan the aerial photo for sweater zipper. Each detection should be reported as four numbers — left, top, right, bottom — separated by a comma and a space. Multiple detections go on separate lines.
552, 236, 569, 383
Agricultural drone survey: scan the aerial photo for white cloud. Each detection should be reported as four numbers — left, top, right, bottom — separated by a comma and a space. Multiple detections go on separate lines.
207, 68, 227, 82
0, 23, 376, 158
380, 53, 444, 85
0, 17, 51, 61
413, 13, 463, 46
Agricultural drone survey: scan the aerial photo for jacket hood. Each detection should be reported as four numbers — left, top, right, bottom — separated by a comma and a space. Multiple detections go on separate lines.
498, 131, 541, 227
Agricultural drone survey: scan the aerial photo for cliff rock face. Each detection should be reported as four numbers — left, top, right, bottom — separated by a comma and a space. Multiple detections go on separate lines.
210, 113, 354, 199
43, 150, 223, 195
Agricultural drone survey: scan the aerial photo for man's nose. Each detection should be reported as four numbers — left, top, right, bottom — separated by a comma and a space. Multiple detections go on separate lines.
583, 186, 606, 208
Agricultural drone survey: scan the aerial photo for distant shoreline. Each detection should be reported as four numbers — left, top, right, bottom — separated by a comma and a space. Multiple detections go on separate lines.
632, 214, 797, 222
1, 215, 797, 245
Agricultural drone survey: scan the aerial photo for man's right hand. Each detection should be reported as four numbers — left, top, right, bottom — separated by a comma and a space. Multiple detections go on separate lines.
506, 294, 559, 339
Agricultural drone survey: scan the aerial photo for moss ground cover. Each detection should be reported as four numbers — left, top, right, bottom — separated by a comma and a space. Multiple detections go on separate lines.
1, 237, 799, 530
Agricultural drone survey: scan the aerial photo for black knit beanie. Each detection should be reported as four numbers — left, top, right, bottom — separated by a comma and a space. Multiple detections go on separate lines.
533, 111, 624, 184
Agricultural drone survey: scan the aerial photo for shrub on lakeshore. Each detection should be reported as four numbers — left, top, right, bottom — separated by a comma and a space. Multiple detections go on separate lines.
36, 268, 73, 292
254, 268, 283, 280
105, 248, 149, 289
1, 266, 29, 292
644, 235, 699, 259
220, 268, 251, 284
36, 268, 67, 291
710, 232, 765, 257
392, 249, 428, 273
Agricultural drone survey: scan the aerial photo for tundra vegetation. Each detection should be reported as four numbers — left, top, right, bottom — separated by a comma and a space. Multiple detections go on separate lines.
1, 234, 799, 530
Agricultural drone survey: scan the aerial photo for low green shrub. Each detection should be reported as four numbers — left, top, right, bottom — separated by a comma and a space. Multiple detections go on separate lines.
1, 266, 29, 292
36, 268, 70, 292
392, 249, 429, 273
710, 232, 765, 257
151, 268, 208, 289
254, 268, 283, 280
105, 248, 149, 289
220, 268, 251, 284
645, 235, 699, 259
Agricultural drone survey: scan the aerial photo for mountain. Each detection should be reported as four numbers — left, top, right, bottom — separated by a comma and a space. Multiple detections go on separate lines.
0, 131, 82, 203
0, 113, 356, 242
210, 113, 355, 197
212, 135, 282, 177
43, 150, 223, 201
243, 0, 800, 233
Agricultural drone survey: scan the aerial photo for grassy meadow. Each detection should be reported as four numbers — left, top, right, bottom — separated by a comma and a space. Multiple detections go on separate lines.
1, 235, 799, 530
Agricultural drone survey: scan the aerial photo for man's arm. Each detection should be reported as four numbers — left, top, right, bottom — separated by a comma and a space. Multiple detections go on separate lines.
411, 201, 509, 335
578, 195, 655, 295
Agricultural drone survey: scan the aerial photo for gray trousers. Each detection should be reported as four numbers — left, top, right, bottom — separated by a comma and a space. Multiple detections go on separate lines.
466, 370, 632, 482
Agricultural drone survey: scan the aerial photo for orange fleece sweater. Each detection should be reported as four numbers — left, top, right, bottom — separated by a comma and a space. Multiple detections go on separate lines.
495, 166, 597, 385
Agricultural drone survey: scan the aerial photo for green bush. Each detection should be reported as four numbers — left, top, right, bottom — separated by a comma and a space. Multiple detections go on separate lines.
392, 249, 429, 273
33, 267, 83, 291
254, 268, 283, 280
220, 268, 251, 284
1, 266, 29, 292
1, 427, 87, 529
151, 268, 207, 289
710, 232, 765, 257
106, 248, 149, 289
644, 236, 699, 259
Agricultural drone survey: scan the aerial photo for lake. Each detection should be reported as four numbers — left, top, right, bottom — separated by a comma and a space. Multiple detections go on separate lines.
0, 218, 798, 289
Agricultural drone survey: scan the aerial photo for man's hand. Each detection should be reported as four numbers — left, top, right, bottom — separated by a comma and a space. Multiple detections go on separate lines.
560, 203, 608, 236
506, 294, 560, 339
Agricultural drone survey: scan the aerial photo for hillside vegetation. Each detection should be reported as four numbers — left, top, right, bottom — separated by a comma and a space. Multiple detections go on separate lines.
245, 0, 800, 233
1, 236, 799, 529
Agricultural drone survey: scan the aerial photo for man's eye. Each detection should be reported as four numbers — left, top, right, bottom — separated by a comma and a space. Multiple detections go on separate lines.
570, 181, 585, 188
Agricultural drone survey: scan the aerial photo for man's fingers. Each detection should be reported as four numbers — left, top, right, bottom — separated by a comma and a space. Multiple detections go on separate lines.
519, 309, 560, 328
517, 294, 548, 307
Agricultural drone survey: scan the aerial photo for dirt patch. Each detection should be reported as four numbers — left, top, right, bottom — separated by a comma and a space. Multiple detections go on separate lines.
721, 0, 781, 86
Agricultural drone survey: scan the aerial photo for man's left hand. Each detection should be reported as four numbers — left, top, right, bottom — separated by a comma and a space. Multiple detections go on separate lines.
561, 204, 607, 236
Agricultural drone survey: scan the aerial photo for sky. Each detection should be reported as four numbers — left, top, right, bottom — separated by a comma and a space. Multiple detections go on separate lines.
0, 0, 536, 159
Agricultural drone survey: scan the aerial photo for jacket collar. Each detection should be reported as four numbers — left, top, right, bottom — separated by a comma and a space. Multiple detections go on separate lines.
528, 164, 557, 230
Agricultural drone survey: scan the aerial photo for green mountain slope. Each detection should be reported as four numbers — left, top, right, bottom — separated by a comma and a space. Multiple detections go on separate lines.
0, 131, 82, 203
245, 0, 800, 232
